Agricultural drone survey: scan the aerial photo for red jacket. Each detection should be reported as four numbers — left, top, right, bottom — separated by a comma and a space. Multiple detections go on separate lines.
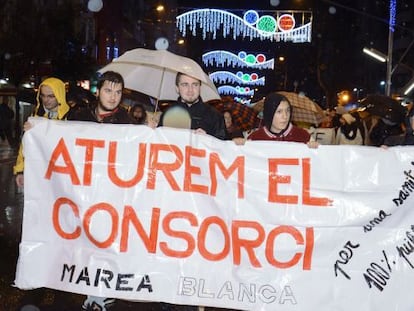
247, 124, 310, 143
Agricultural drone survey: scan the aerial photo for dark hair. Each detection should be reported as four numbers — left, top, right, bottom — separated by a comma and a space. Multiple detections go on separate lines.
97, 71, 124, 90
175, 72, 201, 86
129, 103, 146, 124
263, 92, 292, 129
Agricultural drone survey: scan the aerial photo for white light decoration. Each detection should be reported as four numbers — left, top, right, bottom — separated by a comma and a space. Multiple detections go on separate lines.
202, 50, 274, 69
210, 71, 265, 86
176, 9, 312, 42
217, 85, 255, 96
234, 97, 252, 105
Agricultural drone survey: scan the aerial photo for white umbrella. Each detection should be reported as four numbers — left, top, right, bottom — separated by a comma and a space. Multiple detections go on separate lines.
98, 48, 220, 104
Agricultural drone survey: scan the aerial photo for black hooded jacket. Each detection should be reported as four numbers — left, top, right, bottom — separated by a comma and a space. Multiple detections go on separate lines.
159, 97, 226, 140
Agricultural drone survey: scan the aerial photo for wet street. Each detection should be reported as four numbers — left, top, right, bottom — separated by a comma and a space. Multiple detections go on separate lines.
0, 141, 227, 311
0, 143, 89, 311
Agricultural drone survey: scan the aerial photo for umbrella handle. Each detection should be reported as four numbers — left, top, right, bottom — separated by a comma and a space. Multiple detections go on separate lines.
154, 99, 159, 112
154, 68, 166, 113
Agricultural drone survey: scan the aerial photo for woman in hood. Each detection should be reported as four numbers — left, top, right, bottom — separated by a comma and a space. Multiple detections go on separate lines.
248, 92, 319, 148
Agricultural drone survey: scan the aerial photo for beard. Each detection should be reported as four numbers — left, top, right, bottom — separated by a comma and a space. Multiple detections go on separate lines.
98, 101, 116, 112
180, 96, 199, 106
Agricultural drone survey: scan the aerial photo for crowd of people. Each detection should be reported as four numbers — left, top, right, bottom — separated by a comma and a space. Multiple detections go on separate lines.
317, 104, 411, 147
11, 69, 413, 310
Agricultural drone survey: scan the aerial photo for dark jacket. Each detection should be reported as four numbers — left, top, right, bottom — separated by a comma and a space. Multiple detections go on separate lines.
67, 104, 134, 124
0, 103, 14, 128
160, 97, 226, 140
402, 108, 414, 145
225, 126, 244, 140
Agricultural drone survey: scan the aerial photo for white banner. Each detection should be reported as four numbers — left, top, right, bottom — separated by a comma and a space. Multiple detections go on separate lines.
15, 118, 414, 310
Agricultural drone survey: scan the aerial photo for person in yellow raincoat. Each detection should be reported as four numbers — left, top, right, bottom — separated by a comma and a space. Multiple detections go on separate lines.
13, 77, 70, 187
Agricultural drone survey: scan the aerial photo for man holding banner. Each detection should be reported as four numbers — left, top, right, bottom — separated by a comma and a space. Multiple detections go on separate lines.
14, 77, 71, 188
68, 70, 134, 310
159, 72, 226, 140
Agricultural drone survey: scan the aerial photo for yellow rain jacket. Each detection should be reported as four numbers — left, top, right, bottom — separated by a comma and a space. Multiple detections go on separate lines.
13, 77, 70, 174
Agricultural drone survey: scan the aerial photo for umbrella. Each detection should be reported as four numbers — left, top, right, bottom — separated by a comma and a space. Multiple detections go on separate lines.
359, 94, 406, 124
207, 96, 259, 131
277, 91, 325, 126
98, 48, 220, 105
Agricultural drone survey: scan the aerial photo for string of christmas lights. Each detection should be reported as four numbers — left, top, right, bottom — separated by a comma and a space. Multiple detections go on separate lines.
209, 71, 265, 86
217, 85, 255, 96
389, 0, 396, 32
234, 97, 252, 105
202, 50, 275, 69
176, 9, 312, 42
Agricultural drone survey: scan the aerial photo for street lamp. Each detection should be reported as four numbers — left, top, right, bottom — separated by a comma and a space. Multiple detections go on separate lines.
403, 77, 414, 95
362, 0, 395, 97
362, 48, 387, 63
362, 45, 393, 96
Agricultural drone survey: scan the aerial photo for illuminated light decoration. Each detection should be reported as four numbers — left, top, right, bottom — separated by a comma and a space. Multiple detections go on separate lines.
209, 71, 265, 86
278, 14, 295, 31
389, 0, 396, 32
234, 97, 252, 105
217, 85, 255, 96
244, 10, 259, 25
256, 15, 277, 35
176, 9, 312, 42
202, 50, 274, 69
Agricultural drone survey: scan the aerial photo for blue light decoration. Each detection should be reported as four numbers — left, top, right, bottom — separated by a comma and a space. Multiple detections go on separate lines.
234, 97, 252, 105
202, 50, 274, 69
209, 71, 265, 86
217, 85, 255, 96
389, 0, 396, 32
176, 8, 312, 42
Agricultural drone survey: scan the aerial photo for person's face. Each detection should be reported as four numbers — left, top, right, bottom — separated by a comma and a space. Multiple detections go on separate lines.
271, 100, 291, 133
97, 81, 123, 111
39, 85, 59, 111
176, 75, 201, 105
223, 112, 233, 128
133, 107, 144, 119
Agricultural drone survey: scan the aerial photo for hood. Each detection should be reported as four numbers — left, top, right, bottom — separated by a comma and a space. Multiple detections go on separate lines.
35, 77, 70, 119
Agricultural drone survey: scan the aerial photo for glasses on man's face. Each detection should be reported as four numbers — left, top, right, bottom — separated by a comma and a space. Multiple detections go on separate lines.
179, 82, 201, 89
40, 93, 56, 100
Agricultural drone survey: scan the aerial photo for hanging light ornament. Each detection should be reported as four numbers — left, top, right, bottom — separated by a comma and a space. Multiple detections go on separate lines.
234, 97, 252, 105
209, 71, 265, 86
202, 50, 274, 69
217, 85, 255, 96
176, 8, 312, 42
389, 0, 396, 32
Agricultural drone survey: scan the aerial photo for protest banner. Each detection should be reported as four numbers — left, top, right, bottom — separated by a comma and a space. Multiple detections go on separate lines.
15, 118, 414, 310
